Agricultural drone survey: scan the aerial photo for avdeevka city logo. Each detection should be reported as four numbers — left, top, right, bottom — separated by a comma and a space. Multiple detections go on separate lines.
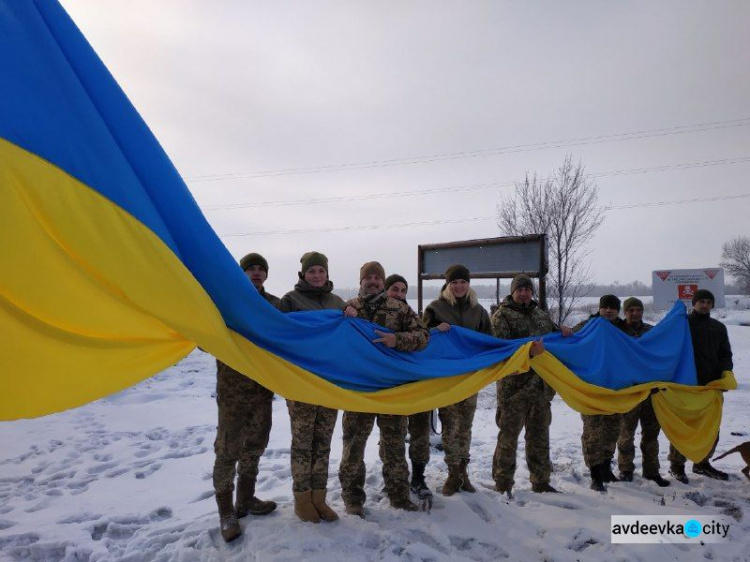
684, 519, 702, 538
611, 515, 730, 543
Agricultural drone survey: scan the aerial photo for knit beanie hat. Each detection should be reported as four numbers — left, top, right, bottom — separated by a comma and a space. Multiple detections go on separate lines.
599, 294, 621, 311
692, 289, 715, 305
510, 274, 533, 294
622, 297, 644, 311
239, 252, 268, 273
385, 274, 408, 290
300, 251, 328, 273
360, 261, 386, 281
445, 264, 471, 283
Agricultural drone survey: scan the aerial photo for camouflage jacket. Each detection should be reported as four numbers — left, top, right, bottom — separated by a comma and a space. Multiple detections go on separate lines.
217, 287, 281, 395
423, 289, 491, 335
491, 295, 557, 339
491, 295, 558, 397
279, 278, 346, 312
346, 294, 429, 352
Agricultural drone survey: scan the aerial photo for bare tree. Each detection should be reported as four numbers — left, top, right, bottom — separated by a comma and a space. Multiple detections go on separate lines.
720, 236, 750, 294
497, 155, 604, 324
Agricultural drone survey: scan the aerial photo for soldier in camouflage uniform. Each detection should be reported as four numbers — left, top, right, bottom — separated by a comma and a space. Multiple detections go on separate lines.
490, 274, 568, 496
339, 262, 430, 517
616, 297, 670, 487
575, 294, 625, 491
385, 274, 432, 500
423, 265, 491, 496
213, 253, 280, 542
280, 252, 346, 523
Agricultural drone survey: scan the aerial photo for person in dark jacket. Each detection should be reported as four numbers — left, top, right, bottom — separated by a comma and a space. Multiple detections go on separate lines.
668, 289, 733, 483
279, 252, 346, 523
213, 253, 280, 542
616, 297, 669, 487
423, 265, 491, 496
574, 294, 625, 492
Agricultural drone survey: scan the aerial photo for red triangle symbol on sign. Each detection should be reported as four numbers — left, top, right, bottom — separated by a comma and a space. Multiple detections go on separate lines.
704, 269, 718, 280
655, 271, 671, 281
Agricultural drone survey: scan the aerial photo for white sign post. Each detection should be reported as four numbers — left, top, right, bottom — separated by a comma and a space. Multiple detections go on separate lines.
652, 268, 725, 310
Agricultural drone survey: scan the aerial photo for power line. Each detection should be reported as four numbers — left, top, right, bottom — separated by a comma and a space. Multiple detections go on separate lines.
220, 193, 750, 238
188, 117, 750, 182
202, 155, 750, 211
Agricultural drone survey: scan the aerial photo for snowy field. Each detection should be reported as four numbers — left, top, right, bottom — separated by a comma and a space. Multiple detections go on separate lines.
1, 308, 750, 561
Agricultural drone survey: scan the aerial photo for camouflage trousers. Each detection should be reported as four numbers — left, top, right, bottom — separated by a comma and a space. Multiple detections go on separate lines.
213, 369, 273, 496
287, 400, 338, 493
669, 432, 719, 468
438, 394, 477, 467
407, 411, 431, 465
339, 412, 409, 507
581, 413, 621, 469
492, 382, 552, 487
617, 395, 662, 476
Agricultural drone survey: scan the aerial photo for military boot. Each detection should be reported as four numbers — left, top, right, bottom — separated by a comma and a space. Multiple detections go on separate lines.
531, 482, 560, 493
345, 503, 365, 518
644, 473, 670, 487
293, 490, 321, 523
410, 462, 429, 495
601, 464, 618, 483
442, 465, 462, 496
410, 462, 433, 512
311, 489, 339, 522
590, 464, 606, 492
619, 471, 634, 482
693, 461, 729, 481
669, 465, 689, 484
390, 492, 419, 512
459, 459, 477, 493
216, 491, 241, 543
236, 476, 277, 518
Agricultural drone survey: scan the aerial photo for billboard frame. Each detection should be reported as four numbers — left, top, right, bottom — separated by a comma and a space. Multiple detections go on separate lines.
417, 234, 548, 314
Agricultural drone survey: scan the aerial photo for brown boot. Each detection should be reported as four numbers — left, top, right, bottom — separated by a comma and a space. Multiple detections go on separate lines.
236, 476, 277, 517
442, 465, 462, 496
459, 459, 476, 493
216, 491, 241, 543
293, 490, 321, 523
311, 489, 339, 522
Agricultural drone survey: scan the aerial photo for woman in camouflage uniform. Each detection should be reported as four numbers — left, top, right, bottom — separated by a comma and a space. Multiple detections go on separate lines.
279, 252, 346, 523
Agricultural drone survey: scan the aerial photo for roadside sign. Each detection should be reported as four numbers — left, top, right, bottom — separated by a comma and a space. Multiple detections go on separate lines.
652, 268, 725, 310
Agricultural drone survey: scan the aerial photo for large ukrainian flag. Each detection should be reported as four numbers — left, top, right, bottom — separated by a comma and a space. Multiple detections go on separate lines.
0, 1, 734, 462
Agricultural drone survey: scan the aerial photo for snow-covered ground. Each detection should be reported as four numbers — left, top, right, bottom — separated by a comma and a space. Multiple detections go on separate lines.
2, 310, 750, 561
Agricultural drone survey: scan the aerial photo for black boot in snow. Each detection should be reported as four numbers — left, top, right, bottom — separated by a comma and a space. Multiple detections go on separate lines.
410, 462, 433, 512
590, 464, 606, 492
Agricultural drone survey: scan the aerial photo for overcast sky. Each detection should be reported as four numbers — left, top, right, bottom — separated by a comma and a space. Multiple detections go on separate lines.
60, 1, 750, 297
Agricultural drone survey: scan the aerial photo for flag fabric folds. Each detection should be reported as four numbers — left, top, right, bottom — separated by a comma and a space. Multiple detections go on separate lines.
0, 1, 735, 463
